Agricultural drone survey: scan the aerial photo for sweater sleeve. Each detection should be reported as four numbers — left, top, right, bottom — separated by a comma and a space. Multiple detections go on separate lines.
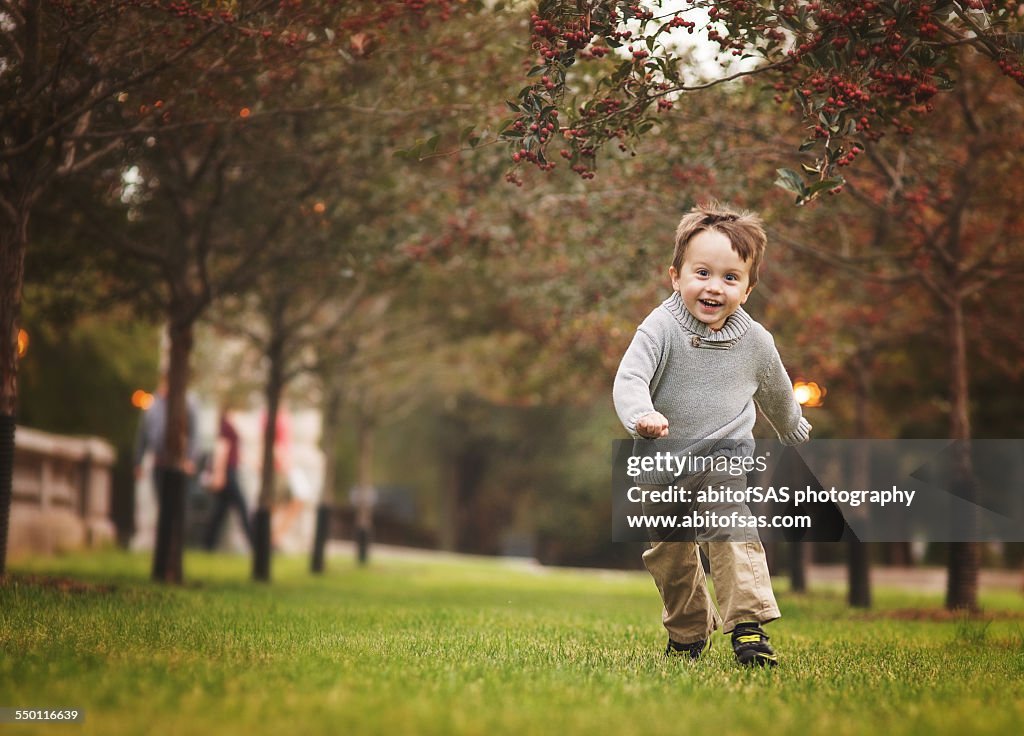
753, 337, 811, 445
612, 326, 662, 439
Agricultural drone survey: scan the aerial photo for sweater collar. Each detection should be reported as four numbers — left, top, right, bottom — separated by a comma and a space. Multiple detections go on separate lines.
661, 291, 752, 343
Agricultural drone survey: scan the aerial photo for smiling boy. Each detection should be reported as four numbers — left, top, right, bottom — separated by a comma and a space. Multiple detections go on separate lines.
613, 201, 811, 666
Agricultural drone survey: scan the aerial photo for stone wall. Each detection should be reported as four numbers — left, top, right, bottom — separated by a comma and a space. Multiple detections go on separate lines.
10, 426, 116, 556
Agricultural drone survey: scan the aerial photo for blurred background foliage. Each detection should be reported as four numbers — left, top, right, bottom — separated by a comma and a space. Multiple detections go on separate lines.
9, 2, 1024, 571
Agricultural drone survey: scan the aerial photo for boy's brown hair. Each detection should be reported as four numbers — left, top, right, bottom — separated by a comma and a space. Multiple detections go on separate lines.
673, 201, 767, 288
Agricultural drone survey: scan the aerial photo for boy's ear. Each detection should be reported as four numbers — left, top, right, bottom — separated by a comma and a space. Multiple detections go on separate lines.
741, 283, 754, 303
668, 265, 679, 289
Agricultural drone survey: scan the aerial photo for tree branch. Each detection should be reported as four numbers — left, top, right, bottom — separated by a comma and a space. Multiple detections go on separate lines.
57, 136, 123, 177
951, 3, 1004, 58
0, 2, 276, 160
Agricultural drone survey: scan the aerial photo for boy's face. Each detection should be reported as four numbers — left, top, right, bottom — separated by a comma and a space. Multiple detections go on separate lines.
670, 228, 753, 331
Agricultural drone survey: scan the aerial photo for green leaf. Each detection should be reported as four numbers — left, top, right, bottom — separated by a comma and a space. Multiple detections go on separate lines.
774, 167, 808, 197
616, 59, 633, 77
804, 177, 845, 200
404, 142, 423, 160
459, 125, 476, 143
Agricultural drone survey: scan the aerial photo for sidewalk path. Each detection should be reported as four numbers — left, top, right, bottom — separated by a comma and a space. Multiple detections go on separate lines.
326, 542, 1022, 592
806, 563, 1021, 593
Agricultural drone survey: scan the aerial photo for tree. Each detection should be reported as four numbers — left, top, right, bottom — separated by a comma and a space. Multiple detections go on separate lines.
0, 0, 484, 578
213, 247, 368, 580
770, 51, 1024, 609
0, 0, 343, 575
504, 1, 1024, 200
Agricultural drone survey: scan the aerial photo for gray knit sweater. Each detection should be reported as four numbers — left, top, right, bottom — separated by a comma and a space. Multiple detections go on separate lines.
613, 292, 810, 481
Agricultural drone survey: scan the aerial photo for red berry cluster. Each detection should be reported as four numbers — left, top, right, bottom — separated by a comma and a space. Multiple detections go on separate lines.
766, 0, 975, 178
510, 0, 1024, 187
626, 4, 654, 22
530, 11, 598, 60
579, 45, 610, 60
504, 6, 634, 179
667, 15, 696, 33
998, 56, 1024, 87
834, 142, 864, 168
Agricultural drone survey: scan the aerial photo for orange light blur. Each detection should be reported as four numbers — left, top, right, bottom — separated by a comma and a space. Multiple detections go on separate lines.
131, 390, 155, 410
313, 201, 326, 214
16, 329, 29, 358
794, 381, 825, 408
239, 107, 251, 118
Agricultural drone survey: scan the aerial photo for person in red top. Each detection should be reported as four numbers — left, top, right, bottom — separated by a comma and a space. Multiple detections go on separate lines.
204, 404, 254, 550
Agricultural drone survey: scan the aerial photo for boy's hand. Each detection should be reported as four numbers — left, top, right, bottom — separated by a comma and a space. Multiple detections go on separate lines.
636, 412, 669, 438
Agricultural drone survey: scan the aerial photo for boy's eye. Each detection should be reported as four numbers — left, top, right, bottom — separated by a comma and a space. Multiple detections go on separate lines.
725, 274, 737, 281
697, 269, 709, 277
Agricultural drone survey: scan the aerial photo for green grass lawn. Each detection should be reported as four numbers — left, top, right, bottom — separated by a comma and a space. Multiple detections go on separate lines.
2, 550, 1023, 736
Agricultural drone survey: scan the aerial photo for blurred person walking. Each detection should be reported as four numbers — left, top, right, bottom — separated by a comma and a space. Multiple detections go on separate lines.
203, 403, 254, 550
133, 375, 199, 486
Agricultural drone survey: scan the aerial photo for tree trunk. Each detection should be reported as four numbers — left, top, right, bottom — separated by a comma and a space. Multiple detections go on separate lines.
0, 415, 14, 577
311, 504, 330, 574
252, 509, 272, 581
945, 296, 979, 611
789, 542, 808, 593
253, 331, 285, 583
439, 463, 457, 553
0, 207, 30, 576
454, 441, 489, 554
847, 354, 872, 608
151, 321, 193, 584
311, 381, 342, 574
151, 467, 188, 583
354, 416, 375, 566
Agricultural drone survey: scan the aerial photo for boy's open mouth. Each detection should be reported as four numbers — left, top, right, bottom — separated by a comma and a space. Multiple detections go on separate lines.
699, 299, 723, 308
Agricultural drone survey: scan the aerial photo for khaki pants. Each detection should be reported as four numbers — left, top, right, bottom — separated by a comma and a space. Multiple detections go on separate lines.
640, 472, 780, 644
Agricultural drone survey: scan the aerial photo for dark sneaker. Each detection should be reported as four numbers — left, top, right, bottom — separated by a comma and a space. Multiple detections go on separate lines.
731, 623, 778, 667
665, 637, 708, 660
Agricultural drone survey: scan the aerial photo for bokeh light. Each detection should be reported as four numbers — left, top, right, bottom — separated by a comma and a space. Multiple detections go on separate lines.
131, 389, 155, 410
794, 380, 825, 408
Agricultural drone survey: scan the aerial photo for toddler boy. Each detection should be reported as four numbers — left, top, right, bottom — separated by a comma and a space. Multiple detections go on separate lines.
613, 201, 811, 666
